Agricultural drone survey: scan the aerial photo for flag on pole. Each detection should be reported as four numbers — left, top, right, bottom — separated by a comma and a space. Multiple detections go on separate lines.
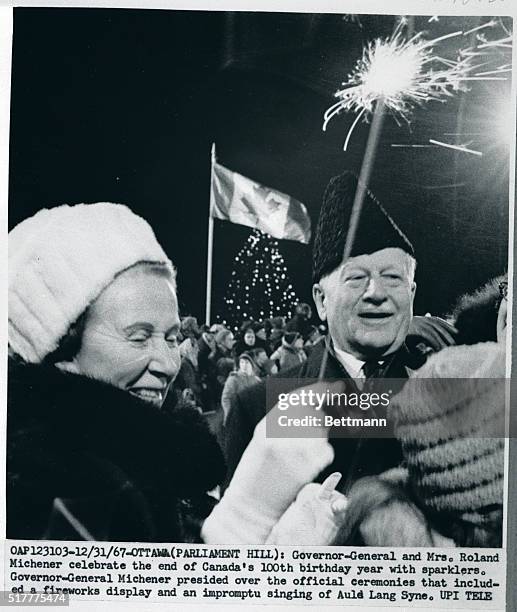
210, 160, 311, 244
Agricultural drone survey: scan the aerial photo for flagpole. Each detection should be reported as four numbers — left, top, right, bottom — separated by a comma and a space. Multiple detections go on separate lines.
205, 143, 216, 326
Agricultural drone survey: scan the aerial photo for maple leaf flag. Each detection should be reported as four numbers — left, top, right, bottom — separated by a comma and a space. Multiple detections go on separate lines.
210, 161, 311, 244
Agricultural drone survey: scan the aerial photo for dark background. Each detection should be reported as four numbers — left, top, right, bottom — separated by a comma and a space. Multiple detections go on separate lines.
9, 9, 511, 322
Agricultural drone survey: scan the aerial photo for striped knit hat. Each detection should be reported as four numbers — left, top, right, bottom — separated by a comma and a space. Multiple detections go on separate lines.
390, 342, 505, 526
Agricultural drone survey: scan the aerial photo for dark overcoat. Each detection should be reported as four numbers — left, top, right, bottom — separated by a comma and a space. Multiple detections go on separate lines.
7, 360, 226, 542
223, 339, 426, 491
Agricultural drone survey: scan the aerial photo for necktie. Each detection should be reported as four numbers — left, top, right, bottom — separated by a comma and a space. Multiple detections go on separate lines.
362, 360, 382, 380
359, 360, 385, 393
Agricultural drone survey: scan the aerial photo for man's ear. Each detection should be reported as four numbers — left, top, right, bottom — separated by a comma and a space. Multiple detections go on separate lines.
312, 283, 327, 322
55, 359, 80, 375
411, 281, 417, 299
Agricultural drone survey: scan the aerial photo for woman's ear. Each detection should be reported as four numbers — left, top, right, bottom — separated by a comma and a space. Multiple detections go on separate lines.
312, 283, 327, 322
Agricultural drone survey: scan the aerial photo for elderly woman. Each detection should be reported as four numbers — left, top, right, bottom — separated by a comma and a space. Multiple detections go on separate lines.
8, 203, 225, 542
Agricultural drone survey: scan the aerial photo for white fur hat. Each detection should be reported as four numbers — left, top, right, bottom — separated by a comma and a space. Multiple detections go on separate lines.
9, 203, 174, 363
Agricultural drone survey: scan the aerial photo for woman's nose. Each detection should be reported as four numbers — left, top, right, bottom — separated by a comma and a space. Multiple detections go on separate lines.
148, 339, 181, 381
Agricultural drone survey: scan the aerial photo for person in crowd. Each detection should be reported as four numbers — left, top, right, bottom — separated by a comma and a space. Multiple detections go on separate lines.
180, 316, 199, 342
223, 171, 457, 488
220, 353, 261, 426
197, 326, 224, 411
270, 331, 307, 371
204, 328, 236, 409
173, 320, 205, 412
285, 302, 313, 340
263, 318, 273, 340
210, 323, 226, 334
303, 325, 326, 357
253, 323, 269, 352
268, 316, 286, 352
197, 327, 216, 397
205, 355, 236, 448
334, 277, 507, 547
215, 357, 235, 396
234, 324, 257, 356
178, 317, 200, 370
248, 347, 277, 377
212, 329, 236, 362
7, 203, 225, 542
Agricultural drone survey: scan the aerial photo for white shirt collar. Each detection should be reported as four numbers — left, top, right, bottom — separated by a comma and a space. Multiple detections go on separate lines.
333, 346, 366, 379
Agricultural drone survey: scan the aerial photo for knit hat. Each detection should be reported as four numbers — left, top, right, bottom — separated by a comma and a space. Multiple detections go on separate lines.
312, 172, 414, 282
215, 329, 233, 346
9, 203, 174, 364
238, 352, 256, 370
390, 342, 505, 526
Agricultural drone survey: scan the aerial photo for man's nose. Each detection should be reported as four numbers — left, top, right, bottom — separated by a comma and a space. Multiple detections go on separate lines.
148, 338, 180, 381
362, 276, 387, 302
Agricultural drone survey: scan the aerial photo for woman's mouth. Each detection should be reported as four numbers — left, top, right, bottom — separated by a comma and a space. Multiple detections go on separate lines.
129, 388, 164, 406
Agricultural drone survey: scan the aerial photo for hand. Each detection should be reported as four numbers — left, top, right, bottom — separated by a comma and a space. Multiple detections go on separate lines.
202, 380, 344, 544
266, 472, 348, 545
257, 379, 346, 478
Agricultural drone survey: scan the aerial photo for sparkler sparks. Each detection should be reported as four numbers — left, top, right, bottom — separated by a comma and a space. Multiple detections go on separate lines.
429, 139, 483, 157
323, 28, 474, 150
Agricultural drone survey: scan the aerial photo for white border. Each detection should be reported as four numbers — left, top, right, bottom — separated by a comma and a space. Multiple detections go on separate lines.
1, 2, 515, 611
0, 6, 12, 598
3, 0, 516, 17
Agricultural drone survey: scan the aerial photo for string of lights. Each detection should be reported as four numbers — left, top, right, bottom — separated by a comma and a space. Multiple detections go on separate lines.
220, 229, 299, 329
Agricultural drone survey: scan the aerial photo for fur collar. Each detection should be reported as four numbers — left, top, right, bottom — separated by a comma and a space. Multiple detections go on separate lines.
8, 360, 226, 495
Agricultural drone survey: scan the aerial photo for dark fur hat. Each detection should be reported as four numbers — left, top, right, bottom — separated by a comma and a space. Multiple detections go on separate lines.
312, 172, 414, 282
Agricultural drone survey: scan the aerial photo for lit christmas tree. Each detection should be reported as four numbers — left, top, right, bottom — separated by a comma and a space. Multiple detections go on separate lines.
220, 229, 299, 329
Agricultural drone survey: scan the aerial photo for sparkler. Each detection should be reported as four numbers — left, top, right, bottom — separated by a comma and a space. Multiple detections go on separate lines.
388, 19, 513, 158
323, 27, 474, 151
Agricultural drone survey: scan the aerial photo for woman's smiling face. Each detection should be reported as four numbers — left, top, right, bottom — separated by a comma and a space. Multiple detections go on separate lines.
67, 265, 181, 408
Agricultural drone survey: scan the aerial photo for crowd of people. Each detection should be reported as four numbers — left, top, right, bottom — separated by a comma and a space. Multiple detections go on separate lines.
170, 304, 323, 418
7, 170, 507, 547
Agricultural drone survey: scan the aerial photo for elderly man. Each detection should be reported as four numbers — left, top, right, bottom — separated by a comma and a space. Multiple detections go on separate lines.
223, 171, 455, 488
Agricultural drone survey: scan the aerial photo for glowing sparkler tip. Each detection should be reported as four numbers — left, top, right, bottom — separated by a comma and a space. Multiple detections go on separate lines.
323, 29, 476, 150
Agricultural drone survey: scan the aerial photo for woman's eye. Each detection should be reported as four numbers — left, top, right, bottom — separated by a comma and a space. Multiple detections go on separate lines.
345, 274, 367, 283
128, 334, 150, 344
166, 336, 178, 347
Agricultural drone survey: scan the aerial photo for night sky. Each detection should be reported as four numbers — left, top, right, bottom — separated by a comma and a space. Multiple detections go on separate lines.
9, 9, 511, 323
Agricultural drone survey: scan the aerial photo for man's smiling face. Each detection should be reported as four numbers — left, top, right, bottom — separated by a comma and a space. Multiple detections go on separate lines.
313, 248, 416, 360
